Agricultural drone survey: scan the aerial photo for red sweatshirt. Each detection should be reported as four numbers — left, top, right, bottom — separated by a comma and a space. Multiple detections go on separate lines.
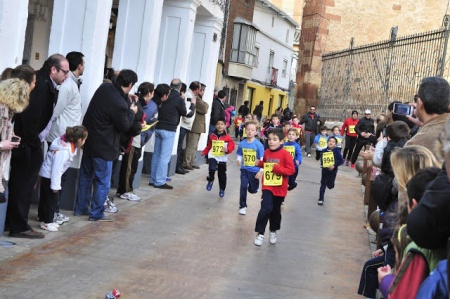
257, 147, 295, 197
341, 117, 359, 137
202, 130, 235, 157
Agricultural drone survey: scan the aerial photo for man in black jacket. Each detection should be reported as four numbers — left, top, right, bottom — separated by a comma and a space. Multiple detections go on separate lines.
74, 70, 137, 221
350, 109, 375, 167
209, 90, 226, 134
149, 79, 196, 189
8, 54, 70, 239
300, 106, 322, 157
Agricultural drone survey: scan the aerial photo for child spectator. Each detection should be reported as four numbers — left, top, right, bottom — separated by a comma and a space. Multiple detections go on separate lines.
331, 126, 343, 149
377, 167, 444, 299
262, 114, 282, 149
202, 118, 235, 197
282, 121, 291, 141
284, 128, 302, 191
38, 126, 88, 232
314, 126, 329, 161
253, 128, 295, 246
318, 136, 343, 205
236, 120, 265, 215
233, 113, 243, 139
291, 115, 303, 144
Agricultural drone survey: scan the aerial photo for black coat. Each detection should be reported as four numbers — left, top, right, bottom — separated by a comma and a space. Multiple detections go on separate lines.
300, 112, 322, 133
82, 83, 135, 160
154, 89, 194, 132
14, 69, 58, 148
210, 97, 225, 126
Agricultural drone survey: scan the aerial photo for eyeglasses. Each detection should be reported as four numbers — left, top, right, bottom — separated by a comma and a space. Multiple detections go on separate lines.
56, 66, 70, 75
310, 108, 315, 111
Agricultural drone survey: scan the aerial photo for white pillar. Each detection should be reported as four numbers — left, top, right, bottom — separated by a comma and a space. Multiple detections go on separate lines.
155, 0, 200, 84
112, 0, 164, 83
0, 0, 29, 70
188, 17, 223, 150
49, 0, 112, 114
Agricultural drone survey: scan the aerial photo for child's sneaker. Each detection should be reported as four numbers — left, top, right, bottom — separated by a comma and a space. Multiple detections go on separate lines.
345, 161, 349, 166
254, 234, 264, 246
239, 207, 247, 215
307, 153, 311, 158
219, 189, 225, 197
318, 200, 324, 205
206, 181, 213, 191
269, 232, 277, 244
40, 222, 58, 232
350, 163, 355, 169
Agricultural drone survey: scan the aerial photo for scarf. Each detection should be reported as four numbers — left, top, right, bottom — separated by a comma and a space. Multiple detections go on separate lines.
0, 103, 13, 192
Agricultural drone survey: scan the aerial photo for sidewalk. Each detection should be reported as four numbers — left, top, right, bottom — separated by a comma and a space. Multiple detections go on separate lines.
0, 149, 371, 298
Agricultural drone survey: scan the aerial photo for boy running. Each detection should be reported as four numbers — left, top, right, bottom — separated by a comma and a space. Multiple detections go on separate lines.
318, 136, 344, 205
284, 128, 302, 191
202, 118, 235, 197
236, 120, 265, 215
254, 128, 295, 246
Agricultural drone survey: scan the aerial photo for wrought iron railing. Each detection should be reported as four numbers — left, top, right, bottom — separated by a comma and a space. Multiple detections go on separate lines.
318, 16, 450, 121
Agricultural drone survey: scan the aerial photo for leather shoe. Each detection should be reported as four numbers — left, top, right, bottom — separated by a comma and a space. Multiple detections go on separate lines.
184, 165, 194, 170
154, 183, 174, 190
191, 165, 200, 169
175, 167, 188, 174
9, 229, 45, 239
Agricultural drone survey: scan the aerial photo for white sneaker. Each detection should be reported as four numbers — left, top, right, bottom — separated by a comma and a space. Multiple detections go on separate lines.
120, 192, 142, 202
239, 207, 247, 215
307, 153, 311, 158
54, 213, 70, 224
104, 199, 118, 213
269, 232, 277, 244
40, 222, 58, 232
254, 234, 264, 246
52, 222, 60, 228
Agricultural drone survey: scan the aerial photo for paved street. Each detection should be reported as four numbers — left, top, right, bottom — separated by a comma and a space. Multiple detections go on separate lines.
0, 151, 370, 298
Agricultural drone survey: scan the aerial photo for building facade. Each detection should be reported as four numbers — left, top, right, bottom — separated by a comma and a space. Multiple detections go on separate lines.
215, 0, 298, 118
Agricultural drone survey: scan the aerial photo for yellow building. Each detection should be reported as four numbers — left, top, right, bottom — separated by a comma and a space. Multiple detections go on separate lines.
245, 81, 287, 117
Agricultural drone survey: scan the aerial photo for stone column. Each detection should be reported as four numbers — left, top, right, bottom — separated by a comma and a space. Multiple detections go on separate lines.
0, 0, 29, 70
47, 0, 112, 210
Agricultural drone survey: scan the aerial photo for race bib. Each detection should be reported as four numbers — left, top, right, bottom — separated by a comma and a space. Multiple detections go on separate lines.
318, 137, 327, 148
284, 145, 295, 159
296, 128, 301, 136
322, 151, 334, 168
212, 140, 224, 157
242, 129, 247, 138
264, 163, 282, 186
243, 149, 257, 166
237, 120, 242, 126
336, 137, 342, 147
349, 125, 356, 134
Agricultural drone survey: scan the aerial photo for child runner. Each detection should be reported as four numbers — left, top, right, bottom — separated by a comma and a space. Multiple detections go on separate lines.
262, 113, 282, 149
233, 113, 244, 139
282, 121, 291, 141
238, 114, 252, 141
318, 136, 344, 205
254, 128, 295, 246
202, 118, 235, 197
314, 126, 329, 161
291, 115, 303, 145
39, 126, 88, 232
331, 126, 343, 150
236, 120, 265, 215
284, 128, 302, 191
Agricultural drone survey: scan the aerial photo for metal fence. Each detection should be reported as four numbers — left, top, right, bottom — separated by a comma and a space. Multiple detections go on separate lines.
318, 16, 450, 120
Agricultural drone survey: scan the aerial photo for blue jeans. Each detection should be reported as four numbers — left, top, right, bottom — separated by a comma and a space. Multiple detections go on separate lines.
239, 169, 259, 208
150, 129, 176, 186
74, 154, 112, 220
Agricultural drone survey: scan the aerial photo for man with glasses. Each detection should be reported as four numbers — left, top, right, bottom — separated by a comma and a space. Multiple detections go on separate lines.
300, 106, 322, 157
405, 76, 450, 164
349, 109, 375, 168
8, 54, 70, 238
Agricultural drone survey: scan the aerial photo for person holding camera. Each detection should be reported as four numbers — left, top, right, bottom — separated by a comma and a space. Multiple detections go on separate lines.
349, 109, 375, 168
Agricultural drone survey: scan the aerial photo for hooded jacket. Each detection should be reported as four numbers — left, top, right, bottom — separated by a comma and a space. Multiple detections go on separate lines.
39, 136, 77, 190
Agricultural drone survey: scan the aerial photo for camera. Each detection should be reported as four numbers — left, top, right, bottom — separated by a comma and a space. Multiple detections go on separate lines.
392, 103, 414, 116
11, 136, 20, 142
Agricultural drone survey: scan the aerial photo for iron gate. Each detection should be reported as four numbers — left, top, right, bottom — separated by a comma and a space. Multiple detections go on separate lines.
318, 16, 450, 120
